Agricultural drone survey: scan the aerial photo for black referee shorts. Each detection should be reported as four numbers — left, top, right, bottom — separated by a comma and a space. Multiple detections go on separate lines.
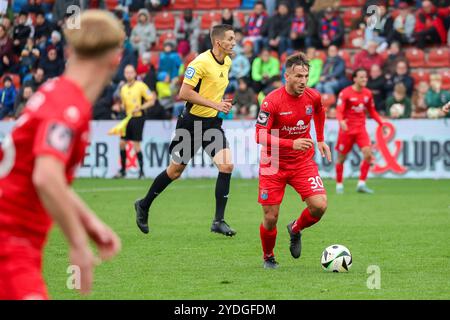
169, 111, 230, 165
124, 116, 145, 142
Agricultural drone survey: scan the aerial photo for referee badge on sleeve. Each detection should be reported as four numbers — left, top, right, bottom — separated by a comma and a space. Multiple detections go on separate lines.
185, 67, 196, 79
257, 111, 270, 126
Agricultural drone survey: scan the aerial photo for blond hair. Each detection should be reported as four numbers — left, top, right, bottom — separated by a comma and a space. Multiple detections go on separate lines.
64, 10, 125, 58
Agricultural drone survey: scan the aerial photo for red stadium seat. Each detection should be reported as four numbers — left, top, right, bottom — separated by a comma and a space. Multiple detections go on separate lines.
345, 29, 364, 49
339, 0, 363, 6
200, 12, 221, 30
0, 73, 21, 90
342, 8, 361, 28
390, 9, 400, 19
441, 70, 450, 90
315, 50, 327, 63
130, 13, 138, 28
168, 0, 194, 10
149, 51, 160, 68
196, 0, 219, 10
105, 0, 118, 10
155, 32, 176, 51
154, 11, 175, 30
321, 93, 337, 110
427, 48, 449, 68
184, 51, 198, 66
411, 70, 430, 85
405, 48, 426, 68
338, 50, 352, 68
219, 0, 241, 9
234, 11, 246, 28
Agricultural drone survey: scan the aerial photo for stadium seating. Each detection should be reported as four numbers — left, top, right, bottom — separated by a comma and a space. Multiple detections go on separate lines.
339, 0, 364, 6
441, 70, 450, 90
240, 0, 255, 10
168, 0, 195, 10
196, 0, 219, 10
321, 93, 337, 110
405, 48, 426, 68
342, 8, 361, 28
200, 12, 222, 30
427, 48, 449, 68
411, 70, 430, 85
154, 11, 175, 30
219, 0, 241, 9
338, 50, 352, 68
234, 11, 246, 28
155, 32, 176, 51
345, 29, 364, 49
105, 0, 118, 10
0, 74, 21, 89
315, 50, 327, 63
149, 51, 160, 68
130, 12, 138, 28
184, 51, 198, 66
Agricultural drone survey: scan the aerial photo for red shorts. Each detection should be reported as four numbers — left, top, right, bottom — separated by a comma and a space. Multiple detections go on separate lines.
0, 234, 48, 300
335, 130, 371, 155
258, 160, 326, 205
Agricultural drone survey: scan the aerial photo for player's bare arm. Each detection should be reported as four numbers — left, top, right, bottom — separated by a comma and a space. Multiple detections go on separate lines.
179, 82, 232, 113
293, 138, 314, 150
317, 142, 332, 162
33, 156, 98, 294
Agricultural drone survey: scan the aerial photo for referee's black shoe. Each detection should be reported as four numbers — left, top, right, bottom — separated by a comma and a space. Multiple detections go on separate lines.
287, 221, 302, 259
211, 220, 236, 237
134, 199, 149, 234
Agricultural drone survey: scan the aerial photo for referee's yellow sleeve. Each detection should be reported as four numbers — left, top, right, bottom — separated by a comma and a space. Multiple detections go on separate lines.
140, 82, 153, 101
183, 59, 205, 87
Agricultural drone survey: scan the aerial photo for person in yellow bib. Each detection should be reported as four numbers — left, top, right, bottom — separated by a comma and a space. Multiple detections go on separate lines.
115, 64, 155, 178
134, 24, 237, 237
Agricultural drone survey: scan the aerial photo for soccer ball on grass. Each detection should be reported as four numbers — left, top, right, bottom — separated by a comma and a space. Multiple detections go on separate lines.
321, 244, 352, 272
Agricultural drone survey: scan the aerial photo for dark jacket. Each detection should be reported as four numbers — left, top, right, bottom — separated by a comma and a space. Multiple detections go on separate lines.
367, 75, 387, 114
321, 56, 346, 81
385, 73, 414, 97
266, 14, 292, 40
39, 56, 65, 79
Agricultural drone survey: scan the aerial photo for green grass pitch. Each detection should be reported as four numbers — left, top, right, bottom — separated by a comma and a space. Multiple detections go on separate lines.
44, 178, 450, 300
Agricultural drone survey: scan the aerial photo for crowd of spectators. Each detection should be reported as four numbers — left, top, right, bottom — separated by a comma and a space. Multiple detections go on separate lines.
0, 0, 448, 121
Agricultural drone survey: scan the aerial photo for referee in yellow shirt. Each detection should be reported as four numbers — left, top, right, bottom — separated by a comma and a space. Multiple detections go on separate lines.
134, 24, 237, 236
116, 64, 155, 178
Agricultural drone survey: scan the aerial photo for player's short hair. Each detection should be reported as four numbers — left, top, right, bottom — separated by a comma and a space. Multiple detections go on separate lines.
285, 52, 310, 72
352, 68, 367, 80
210, 24, 234, 44
64, 10, 125, 59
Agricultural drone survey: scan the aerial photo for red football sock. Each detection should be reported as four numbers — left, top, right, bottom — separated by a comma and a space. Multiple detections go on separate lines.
259, 224, 277, 260
359, 160, 371, 181
336, 163, 344, 184
292, 208, 321, 234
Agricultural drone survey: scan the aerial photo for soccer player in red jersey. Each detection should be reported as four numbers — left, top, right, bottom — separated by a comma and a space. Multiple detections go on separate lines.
255, 53, 331, 269
335, 68, 385, 195
0, 11, 124, 300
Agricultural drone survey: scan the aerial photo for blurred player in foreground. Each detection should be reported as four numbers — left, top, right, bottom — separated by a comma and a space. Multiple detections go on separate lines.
335, 68, 386, 194
0, 10, 124, 299
255, 53, 331, 269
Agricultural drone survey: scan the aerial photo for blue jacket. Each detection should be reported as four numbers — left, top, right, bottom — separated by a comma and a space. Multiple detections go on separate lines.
321, 56, 346, 81
158, 52, 182, 80
0, 86, 17, 111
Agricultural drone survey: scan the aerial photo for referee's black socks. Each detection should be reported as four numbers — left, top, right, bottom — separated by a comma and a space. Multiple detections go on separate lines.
215, 172, 232, 221
120, 149, 126, 174
140, 170, 173, 211
137, 151, 143, 174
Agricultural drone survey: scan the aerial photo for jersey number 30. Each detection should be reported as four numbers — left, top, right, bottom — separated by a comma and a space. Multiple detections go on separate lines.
308, 176, 324, 189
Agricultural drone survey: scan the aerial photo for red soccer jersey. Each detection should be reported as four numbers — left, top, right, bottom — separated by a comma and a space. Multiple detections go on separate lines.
336, 86, 383, 134
255, 86, 325, 171
0, 77, 91, 244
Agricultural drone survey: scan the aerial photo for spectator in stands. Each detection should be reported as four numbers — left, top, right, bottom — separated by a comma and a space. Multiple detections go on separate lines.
244, 1, 268, 54
131, 8, 156, 58
0, 17, 13, 38
0, 76, 17, 120
221, 8, 242, 30
251, 48, 280, 92
158, 40, 182, 82
13, 84, 34, 119
136, 51, 152, 78
257, 75, 283, 105
385, 60, 414, 97
353, 40, 385, 73
228, 46, 251, 93
317, 6, 344, 48
156, 71, 175, 113
283, 0, 315, 13
53, 0, 81, 26
38, 45, 64, 79
315, 44, 347, 94
49, 30, 65, 59
233, 29, 245, 55
364, 2, 392, 52
233, 78, 258, 119
23, 0, 44, 14
386, 83, 412, 119
411, 81, 429, 119
305, 46, 322, 88
290, 6, 315, 50
33, 10, 53, 42
414, 0, 448, 47
383, 41, 405, 77
0, 25, 14, 76
367, 64, 387, 115
19, 38, 40, 78
174, 9, 200, 55
23, 67, 45, 90
12, 11, 31, 56
264, 2, 292, 56
425, 74, 450, 111
391, 2, 416, 44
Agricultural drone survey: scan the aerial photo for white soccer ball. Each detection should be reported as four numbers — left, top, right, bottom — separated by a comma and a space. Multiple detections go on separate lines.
321, 244, 352, 272
426, 107, 442, 119
389, 103, 405, 118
